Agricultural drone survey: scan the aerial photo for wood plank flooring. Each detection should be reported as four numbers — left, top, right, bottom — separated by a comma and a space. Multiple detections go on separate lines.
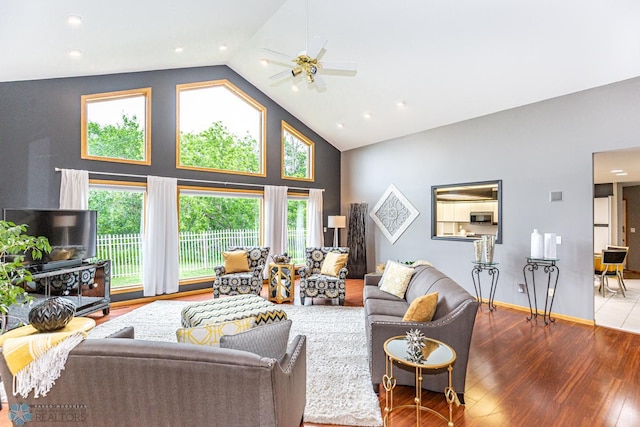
2, 278, 639, 426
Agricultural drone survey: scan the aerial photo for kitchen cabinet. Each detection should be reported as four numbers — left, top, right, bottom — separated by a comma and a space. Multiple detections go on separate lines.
454, 203, 471, 222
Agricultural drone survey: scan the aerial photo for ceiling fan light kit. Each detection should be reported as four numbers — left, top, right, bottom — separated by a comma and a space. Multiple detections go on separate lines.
262, 33, 356, 91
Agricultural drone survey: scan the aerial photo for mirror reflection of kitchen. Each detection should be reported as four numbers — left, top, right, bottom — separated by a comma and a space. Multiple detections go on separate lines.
434, 182, 500, 241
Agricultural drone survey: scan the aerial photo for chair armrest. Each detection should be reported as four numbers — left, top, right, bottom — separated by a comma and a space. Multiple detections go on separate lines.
214, 265, 225, 276
338, 267, 349, 279
298, 266, 309, 279
274, 335, 306, 427
278, 334, 306, 374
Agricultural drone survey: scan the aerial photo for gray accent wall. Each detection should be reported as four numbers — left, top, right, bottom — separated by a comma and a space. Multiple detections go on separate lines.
342, 76, 640, 322
0, 65, 341, 297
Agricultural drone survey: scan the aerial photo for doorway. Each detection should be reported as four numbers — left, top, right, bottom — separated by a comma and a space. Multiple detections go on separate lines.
593, 148, 640, 334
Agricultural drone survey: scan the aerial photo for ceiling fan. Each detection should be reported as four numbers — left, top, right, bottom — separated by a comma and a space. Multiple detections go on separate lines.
262, 36, 357, 91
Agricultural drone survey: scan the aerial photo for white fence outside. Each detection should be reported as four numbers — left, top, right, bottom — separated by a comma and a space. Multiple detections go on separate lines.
97, 229, 307, 283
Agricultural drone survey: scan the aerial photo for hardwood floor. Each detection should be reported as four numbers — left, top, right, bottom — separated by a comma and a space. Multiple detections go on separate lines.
2, 279, 639, 426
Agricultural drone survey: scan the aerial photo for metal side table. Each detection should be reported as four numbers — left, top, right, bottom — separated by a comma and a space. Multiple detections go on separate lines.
522, 257, 560, 325
471, 261, 499, 311
383, 336, 458, 426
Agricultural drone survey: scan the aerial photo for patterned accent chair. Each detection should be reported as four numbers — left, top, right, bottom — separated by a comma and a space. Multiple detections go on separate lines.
298, 247, 350, 306
213, 246, 270, 298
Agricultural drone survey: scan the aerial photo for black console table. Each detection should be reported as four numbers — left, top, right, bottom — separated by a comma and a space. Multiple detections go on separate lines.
471, 261, 500, 311
522, 257, 559, 325
28, 260, 111, 316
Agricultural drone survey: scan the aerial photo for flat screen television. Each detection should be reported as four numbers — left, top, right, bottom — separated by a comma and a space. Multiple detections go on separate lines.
3, 208, 98, 271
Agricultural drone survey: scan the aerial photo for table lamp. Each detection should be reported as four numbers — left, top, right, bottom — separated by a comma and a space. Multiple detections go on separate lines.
327, 215, 346, 247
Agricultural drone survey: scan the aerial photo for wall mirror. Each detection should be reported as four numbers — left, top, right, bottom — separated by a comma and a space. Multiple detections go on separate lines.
431, 180, 502, 243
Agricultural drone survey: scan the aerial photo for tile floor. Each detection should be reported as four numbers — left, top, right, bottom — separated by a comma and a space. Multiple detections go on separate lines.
594, 276, 640, 334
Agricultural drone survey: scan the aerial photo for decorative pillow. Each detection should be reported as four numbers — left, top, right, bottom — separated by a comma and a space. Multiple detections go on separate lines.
403, 292, 439, 322
176, 317, 255, 346
223, 250, 250, 273
220, 319, 292, 360
378, 260, 415, 299
320, 252, 349, 276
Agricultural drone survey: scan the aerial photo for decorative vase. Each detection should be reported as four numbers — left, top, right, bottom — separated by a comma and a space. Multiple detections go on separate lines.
28, 297, 76, 332
473, 240, 483, 263
483, 235, 496, 263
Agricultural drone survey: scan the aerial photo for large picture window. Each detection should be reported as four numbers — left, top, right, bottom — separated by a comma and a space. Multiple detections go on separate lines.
178, 187, 262, 282
81, 88, 151, 165
282, 121, 314, 181
88, 181, 146, 289
177, 80, 266, 176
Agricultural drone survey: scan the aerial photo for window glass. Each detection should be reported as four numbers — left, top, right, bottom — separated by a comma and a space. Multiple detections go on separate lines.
287, 197, 307, 265
177, 80, 266, 176
81, 88, 151, 164
178, 188, 261, 281
88, 181, 146, 288
282, 121, 314, 181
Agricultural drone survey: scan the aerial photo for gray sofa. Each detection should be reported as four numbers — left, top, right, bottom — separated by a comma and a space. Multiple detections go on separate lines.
364, 264, 478, 403
0, 327, 306, 427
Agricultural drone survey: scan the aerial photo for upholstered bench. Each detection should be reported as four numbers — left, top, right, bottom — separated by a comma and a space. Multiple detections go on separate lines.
180, 294, 288, 328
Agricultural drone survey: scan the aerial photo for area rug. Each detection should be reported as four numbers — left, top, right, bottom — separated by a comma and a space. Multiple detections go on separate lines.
89, 301, 383, 427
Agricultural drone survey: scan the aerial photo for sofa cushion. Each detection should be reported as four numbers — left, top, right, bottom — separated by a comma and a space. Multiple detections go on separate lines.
320, 252, 349, 276
176, 317, 255, 346
379, 261, 415, 298
363, 283, 404, 302
404, 265, 447, 304
223, 250, 250, 273
403, 292, 438, 322
365, 297, 409, 318
220, 319, 292, 360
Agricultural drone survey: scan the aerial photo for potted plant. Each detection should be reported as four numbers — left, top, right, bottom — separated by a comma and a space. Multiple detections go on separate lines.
0, 220, 50, 332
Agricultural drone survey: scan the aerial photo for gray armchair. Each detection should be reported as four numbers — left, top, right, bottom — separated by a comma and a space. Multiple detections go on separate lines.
213, 246, 270, 298
298, 247, 349, 305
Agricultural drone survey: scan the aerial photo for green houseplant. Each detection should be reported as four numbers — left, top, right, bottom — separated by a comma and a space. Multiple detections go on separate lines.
0, 220, 51, 331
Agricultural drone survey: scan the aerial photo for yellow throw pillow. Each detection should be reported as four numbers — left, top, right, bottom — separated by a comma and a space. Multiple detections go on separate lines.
378, 260, 414, 299
223, 250, 250, 273
320, 252, 349, 277
176, 317, 255, 346
403, 292, 439, 322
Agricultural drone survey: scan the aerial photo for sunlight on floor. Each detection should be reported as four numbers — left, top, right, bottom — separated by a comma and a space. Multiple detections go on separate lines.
594, 277, 640, 334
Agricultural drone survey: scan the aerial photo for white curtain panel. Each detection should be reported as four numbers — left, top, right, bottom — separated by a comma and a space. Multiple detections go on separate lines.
264, 185, 288, 269
59, 169, 89, 209
306, 188, 324, 247
142, 176, 179, 296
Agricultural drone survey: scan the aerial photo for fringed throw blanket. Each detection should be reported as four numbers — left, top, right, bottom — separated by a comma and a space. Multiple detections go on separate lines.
0, 317, 95, 398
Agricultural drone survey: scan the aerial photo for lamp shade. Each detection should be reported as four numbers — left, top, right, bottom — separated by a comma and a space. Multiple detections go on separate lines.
328, 215, 346, 228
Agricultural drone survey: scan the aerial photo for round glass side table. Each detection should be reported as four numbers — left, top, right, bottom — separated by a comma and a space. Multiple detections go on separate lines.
382, 335, 458, 426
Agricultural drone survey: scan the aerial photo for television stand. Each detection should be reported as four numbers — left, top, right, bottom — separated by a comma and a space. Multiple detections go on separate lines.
27, 260, 111, 317
34, 258, 83, 272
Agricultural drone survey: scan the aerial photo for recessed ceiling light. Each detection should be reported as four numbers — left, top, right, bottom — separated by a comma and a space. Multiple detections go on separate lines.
616, 172, 628, 176
174, 47, 184, 53
291, 85, 299, 92
68, 49, 82, 57
219, 44, 227, 51
610, 169, 624, 173
337, 123, 344, 129
260, 59, 268, 67
396, 101, 406, 108
67, 15, 82, 25
363, 112, 371, 119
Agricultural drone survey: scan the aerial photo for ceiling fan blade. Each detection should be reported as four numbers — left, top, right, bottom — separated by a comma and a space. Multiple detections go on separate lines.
260, 47, 296, 64
313, 74, 327, 91
306, 36, 327, 59
270, 69, 293, 81
320, 60, 357, 72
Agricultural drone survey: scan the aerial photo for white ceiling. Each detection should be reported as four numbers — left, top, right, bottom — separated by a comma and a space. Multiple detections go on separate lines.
2, 0, 640, 159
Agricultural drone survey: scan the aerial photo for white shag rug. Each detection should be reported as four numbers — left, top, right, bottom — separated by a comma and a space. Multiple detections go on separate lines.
89, 300, 383, 427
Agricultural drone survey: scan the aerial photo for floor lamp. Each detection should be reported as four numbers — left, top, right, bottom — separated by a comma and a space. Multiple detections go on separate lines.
328, 215, 346, 247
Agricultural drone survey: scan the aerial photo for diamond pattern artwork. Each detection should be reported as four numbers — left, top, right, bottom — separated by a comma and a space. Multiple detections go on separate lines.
369, 184, 419, 244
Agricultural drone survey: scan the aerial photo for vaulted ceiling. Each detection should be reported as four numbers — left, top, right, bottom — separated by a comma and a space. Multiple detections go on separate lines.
2, 0, 640, 156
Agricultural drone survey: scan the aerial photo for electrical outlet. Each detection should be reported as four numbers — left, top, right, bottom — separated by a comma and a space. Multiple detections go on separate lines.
548, 288, 554, 297
517, 283, 525, 293
556, 235, 562, 244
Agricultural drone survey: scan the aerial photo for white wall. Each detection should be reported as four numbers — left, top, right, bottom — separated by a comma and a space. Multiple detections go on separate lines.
341, 76, 640, 321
